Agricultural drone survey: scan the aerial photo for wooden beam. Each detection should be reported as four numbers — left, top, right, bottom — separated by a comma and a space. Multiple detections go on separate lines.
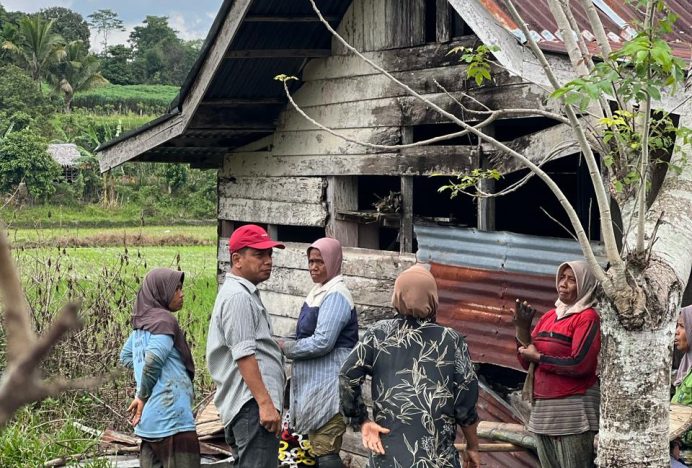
399, 126, 414, 253
224, 49, 331, 59
219, 198, 327, 227
222, 147, 480, 177
485, 123, 581, 175
400, 176, 414, 253
477, 125, 496, 232
199, 98, 284, 106
243, 15, 340, 23
188, 126, 274, 133
326, 177, 359, 247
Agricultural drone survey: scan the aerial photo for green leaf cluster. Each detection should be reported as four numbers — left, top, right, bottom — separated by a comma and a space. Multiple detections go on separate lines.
436, 168, 502, 198
449, 44, 499, 86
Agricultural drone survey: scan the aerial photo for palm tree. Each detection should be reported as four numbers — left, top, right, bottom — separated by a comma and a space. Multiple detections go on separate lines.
51, 41, 109, 113
2, 16, 65, 87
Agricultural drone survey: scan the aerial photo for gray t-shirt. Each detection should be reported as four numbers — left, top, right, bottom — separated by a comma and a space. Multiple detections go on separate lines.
206, 273, 285, 426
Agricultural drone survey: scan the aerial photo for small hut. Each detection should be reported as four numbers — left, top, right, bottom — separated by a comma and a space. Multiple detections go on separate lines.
47, 143, 81, 183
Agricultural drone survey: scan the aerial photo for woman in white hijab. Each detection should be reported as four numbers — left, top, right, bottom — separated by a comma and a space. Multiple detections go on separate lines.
517, 260, 601, 468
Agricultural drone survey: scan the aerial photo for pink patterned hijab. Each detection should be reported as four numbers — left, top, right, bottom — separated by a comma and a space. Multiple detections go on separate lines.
307, 237, 343, 284
675, 305, 692, 387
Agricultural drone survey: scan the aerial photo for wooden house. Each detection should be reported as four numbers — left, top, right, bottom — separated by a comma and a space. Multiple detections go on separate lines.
98, 1, 692, 465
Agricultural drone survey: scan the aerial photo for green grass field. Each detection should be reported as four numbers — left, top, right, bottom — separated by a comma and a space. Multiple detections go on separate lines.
72, 84, 179, 114
1, 204, 215, 229
1, 228, 220, 466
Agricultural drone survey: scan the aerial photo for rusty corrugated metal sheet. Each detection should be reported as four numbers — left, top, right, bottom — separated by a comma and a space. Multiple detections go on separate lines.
432, 262, 555, 370
475, 0, 692, 59
415, 225, 604, 276
416, 226, 603, 370
471, 383, 539, 467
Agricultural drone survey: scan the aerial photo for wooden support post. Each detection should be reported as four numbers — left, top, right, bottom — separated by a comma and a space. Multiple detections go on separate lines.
399, 126, 415, 253
326, 176, 359, 247
436, 0, 452, 43
477, 126, 496, 232
267, 224, 279, 241
400, 176, 414, 253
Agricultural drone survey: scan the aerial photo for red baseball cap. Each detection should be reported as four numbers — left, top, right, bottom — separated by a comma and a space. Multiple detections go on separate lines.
229, 225, 285, 253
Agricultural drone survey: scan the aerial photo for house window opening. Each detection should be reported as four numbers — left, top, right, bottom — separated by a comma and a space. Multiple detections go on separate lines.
412, 123, 477, 146
413, 176, 476, 228
494, 154, 600, 240
491, 118, 557, 142
357, 176, 401, 253
425, 0, 437, 43
452, 10, 472, 38
275, 225, 326, 244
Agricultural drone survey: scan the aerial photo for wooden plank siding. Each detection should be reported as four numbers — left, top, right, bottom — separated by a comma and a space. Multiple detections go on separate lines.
333, 0, 426, 55
217, 242, 417, 336
217, 176, 327, 226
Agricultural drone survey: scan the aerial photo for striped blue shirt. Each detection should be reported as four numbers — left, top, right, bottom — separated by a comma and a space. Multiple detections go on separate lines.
283, 276, 357, 433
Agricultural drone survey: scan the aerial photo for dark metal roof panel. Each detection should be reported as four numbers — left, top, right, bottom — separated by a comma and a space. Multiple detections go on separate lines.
415, 225, 604, 276
431, 262, 555, 371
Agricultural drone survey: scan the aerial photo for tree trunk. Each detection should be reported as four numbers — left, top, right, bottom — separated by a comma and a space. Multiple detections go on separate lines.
598, 293, 677, 467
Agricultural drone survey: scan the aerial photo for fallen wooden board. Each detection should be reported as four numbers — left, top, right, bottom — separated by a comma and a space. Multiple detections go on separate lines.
670, 404, 692, 440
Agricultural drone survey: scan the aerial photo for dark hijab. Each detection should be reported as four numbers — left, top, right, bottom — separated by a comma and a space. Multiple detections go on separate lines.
131, 268, 195, 381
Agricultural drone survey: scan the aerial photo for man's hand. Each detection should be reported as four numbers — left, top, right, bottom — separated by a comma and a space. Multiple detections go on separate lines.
518, 343, 541, 363
127, 397, 145, 427
462, 448, 480, 468
361, 420, 390, 455
258, 400, 281, 435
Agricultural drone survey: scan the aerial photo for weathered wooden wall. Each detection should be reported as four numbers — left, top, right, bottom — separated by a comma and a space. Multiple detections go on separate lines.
218, 241, 416, 336
334, 0, 426, 54
218, 176, 327, 226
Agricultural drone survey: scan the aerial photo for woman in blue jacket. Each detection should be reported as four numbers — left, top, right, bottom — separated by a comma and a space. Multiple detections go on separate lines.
120, 268, 200, 468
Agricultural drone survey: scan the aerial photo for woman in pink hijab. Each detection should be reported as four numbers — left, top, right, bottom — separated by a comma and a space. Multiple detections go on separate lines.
279, 238, 358, 468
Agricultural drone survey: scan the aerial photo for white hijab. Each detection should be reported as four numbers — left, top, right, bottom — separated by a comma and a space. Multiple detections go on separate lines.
555, 260, 598, 319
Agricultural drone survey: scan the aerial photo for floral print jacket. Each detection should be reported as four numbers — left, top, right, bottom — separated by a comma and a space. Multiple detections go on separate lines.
339, 317, 479, 468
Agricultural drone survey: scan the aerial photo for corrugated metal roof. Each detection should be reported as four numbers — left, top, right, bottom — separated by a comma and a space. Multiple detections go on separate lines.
432, 262, 555, 370
415, 225, 604, 276
479, 0, 692, 60
473, 382, 539, 467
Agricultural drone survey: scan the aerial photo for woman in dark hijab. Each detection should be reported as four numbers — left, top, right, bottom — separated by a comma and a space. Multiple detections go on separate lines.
120, 268, 200, 468
339, 265, 480, 468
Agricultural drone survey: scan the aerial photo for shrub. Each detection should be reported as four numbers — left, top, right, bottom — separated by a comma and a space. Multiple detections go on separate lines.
0, 128, 60, 200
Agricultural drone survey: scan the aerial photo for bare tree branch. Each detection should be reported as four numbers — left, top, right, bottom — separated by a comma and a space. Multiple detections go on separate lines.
635, 2, 656, 254
0, 228, 108, 427
0, 227, 35, 363
502, 0, 621, 278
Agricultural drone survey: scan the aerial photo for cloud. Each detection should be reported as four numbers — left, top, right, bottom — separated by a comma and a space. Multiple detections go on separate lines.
3, 0, 74, 13
168, 12, 209, 42
89, 21, 136, 53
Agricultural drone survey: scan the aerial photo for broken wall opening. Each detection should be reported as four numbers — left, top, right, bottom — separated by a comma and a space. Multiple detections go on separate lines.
494, 154, 601, 240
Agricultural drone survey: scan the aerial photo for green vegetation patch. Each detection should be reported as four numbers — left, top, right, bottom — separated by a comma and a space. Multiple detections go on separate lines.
7, 225, 217, 247
0, 203, 215, 229
72, 84, 179, 115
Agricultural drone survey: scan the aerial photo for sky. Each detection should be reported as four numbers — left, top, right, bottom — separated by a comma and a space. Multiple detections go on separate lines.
2, 0, 223, 52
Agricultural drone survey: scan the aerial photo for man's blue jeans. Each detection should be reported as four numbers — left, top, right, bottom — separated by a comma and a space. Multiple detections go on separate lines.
225, 399, 279, 468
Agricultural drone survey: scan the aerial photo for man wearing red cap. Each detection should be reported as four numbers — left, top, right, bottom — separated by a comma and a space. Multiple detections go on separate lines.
206, 224, 286, 467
